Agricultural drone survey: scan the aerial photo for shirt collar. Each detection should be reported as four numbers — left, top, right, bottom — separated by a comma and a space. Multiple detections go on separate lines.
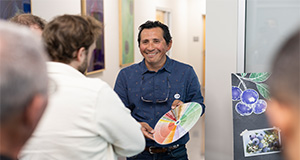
140, 56, 172, 74
47, 62, 86, 78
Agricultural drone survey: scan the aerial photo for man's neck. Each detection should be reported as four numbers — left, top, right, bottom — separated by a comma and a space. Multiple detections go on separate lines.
145, 57, 167, 72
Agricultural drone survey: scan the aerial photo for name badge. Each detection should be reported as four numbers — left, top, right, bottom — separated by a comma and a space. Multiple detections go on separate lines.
174, 93, 180, 99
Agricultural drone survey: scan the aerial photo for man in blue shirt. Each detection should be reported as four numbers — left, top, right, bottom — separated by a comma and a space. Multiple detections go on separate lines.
114, 21, 205, 160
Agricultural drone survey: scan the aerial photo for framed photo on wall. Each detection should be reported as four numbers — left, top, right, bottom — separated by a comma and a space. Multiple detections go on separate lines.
0, 0, 31, 20
81, 0, 105, 75
119, 0, 134, 67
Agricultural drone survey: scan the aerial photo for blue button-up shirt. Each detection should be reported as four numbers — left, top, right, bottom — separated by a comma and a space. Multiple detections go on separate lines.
114, 56, 205, 147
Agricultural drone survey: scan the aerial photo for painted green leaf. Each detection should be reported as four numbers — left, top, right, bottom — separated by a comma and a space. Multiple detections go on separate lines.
241, 73, 247, 77
256, 83, 270, 99
249, 72, 270, 82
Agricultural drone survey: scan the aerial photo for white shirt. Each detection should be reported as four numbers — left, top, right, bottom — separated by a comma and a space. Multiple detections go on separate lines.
20, 62, 145, 160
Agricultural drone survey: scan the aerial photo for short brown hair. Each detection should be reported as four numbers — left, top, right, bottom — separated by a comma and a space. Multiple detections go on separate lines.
9, 13, 46, 30
268, 29, 300, 107
42, 14, 102, 64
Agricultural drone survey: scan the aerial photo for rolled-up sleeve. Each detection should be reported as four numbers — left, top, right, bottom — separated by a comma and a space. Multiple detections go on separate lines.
186, 67, 206, 115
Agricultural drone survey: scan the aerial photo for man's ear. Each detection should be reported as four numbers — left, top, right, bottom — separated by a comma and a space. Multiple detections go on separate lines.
76, 47, 86, 63
266, 99, 293, 132
167, 40, 172, 51
23, 94, 48, 130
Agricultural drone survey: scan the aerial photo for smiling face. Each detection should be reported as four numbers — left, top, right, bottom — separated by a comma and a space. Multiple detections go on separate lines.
139, 27, 172, 72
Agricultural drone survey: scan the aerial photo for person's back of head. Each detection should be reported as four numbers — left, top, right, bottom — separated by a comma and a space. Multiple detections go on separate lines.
42, 14, 102, 65
9, 13, 46, 36
267, 29, 300, 160
0, 20, 48, 160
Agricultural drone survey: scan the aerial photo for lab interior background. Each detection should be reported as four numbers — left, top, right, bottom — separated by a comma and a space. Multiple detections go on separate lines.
15, 0, 300, 159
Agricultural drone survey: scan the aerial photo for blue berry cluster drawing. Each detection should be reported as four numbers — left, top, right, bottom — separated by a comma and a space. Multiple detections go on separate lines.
232, 73, 270, 116
246, 129, 281, 155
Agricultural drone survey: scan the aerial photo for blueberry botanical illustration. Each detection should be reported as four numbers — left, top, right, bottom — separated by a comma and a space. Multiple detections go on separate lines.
232, 86, 242, 101
252, 99, 267, 115
241, 89, 259, 105
246, 129, 281, 154
235, 102, 253, 116
232, 73, 270, 116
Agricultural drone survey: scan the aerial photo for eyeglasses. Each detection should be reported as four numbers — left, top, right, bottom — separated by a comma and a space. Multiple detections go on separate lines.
140, 76, 170, 103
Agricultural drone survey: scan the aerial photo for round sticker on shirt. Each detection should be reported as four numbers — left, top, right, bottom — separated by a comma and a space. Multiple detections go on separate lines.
174, 93, 180, 99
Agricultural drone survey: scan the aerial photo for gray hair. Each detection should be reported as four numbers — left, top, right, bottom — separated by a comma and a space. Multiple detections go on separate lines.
0, 20, 48, 123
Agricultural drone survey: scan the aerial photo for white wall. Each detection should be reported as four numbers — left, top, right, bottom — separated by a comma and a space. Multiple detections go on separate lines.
31, 0, 81, 21
32, 0, 205, 88
187, 0, 205, 83
205, 0, 238, 159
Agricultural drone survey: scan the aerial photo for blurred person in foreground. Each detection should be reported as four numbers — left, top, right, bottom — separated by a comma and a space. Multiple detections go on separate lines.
19, 15, 145, 160
267, 29, 300, 160
9, 13, 46, 36
0, 21, 48, 160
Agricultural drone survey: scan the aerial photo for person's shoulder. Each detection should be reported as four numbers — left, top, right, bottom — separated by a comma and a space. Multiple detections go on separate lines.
119, 62, 143, 75
84, 77, 111, 91
170, 58, 193, 70
121, 62, 140, 71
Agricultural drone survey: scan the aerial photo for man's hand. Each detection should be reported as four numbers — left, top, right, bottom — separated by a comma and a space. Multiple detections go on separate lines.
139, 122, 155, 140
171, 100, 184, 110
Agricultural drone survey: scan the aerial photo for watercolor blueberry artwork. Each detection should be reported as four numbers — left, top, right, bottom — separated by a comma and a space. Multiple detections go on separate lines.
232, 72, 282, 160
232, 73, 270, 116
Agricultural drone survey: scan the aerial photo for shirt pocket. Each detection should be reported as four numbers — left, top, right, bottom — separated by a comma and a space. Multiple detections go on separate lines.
169, 85, 185, 102
128, 87, 151, 121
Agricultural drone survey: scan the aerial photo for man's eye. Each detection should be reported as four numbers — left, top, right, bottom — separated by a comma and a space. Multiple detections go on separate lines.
153, 40, 160, 43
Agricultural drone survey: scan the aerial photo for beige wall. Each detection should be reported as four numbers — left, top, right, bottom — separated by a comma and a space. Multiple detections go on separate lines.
205, 0, 238, 159
32, 0, 205, 87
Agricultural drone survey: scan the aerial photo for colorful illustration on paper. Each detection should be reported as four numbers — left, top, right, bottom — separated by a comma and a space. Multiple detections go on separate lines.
154, 102, 203, 145
242, 128, 281, 157
232, 73, 270, 116
82, 0, 105, 74
119, 0, 134, 66
0, 0, 31, 20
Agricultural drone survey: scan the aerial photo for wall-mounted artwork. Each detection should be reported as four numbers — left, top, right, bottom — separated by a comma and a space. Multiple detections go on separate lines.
81, 0, 105, 75
119, 0, 134, 67
231, 73, 283, 160
0, 0, 31, 20
241, 128, 281, 157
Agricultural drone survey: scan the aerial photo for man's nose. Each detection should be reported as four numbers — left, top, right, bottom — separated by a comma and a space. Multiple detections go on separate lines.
146, 42, 155, 50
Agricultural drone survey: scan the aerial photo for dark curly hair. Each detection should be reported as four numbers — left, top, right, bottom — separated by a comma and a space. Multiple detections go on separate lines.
137, 21, 172, 47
